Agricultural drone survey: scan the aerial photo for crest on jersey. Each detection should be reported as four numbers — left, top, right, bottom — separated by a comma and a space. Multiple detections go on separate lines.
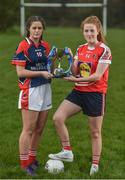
79, 62, 91, 77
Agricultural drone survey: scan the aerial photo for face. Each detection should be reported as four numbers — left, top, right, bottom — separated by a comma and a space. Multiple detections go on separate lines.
29, 21, 43, 42
83, 23, 98, 44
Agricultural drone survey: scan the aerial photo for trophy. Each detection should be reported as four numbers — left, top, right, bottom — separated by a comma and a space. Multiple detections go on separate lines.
47, 46, 73, 78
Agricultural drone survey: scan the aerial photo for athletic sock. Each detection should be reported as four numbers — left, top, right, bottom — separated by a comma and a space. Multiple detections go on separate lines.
92, 155, 100, 165
63, 145, 72, 151
61, 140, 72, 151
20, 154, 29, 169
28, 150, 37, 165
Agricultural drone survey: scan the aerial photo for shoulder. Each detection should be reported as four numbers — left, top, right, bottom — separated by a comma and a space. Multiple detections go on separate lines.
41, 40, 50, 49
76, 43, 87, 52
41, 40, 51, 55
19, 38, 30, 47
99, 43, 112, 60
16, 38, 30, 53
99, 43, 111, 54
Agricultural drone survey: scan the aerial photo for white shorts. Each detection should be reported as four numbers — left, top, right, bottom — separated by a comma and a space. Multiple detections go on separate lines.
18, 84, 52, 111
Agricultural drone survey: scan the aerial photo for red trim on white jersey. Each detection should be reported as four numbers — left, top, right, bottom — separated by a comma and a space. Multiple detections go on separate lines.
20, 89, 29, 110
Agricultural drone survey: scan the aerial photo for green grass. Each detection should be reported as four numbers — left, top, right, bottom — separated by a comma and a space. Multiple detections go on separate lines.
0, 27, 125, 179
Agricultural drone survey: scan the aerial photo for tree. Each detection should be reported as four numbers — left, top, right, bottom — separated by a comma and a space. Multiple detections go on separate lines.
0, 0, 19, 31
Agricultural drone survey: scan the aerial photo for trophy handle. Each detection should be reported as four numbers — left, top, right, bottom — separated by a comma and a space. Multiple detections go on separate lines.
47, 46, 57, 73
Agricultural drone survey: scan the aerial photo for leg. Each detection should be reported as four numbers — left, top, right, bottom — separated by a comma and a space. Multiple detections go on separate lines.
30, 110, 49, 150
88, 115, 103, 175
53, 99, 81, 147
19, 109, 39, 154
48, 100, 81, 162
19, 109, 39, 168
28, 110, 49, 167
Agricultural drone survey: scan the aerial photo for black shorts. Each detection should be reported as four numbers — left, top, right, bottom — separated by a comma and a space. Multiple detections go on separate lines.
65, 89, 106, 117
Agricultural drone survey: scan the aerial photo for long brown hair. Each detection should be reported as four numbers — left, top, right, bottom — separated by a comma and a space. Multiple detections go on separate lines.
25, 16, 46, 40
81, 16, 105, 43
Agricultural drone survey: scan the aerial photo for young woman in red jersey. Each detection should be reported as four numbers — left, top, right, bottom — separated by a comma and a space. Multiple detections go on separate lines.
12, 16, 53, 176
48, 16, 112, 176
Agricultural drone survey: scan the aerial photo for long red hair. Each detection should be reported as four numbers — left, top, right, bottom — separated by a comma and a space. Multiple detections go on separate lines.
81, 16, 105, 43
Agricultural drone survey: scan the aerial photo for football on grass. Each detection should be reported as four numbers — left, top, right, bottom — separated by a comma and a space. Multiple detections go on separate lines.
45, 159, 64, 174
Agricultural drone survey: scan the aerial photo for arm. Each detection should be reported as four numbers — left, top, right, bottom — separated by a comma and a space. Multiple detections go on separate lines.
16, 65, 53, 79
64, 62, 109, 82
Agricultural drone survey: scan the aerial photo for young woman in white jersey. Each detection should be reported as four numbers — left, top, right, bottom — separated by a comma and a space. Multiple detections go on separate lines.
48, 16, 112, 176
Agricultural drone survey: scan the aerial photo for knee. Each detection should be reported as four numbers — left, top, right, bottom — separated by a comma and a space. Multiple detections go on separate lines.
35, 127, 43, 136
22, 123, 36, 136
53, 114, 65, 127
22, 128, 33, 136
91, 130, 101, 139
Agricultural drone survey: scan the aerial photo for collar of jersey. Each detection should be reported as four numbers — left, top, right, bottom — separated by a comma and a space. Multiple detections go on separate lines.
25, 37, 41, 48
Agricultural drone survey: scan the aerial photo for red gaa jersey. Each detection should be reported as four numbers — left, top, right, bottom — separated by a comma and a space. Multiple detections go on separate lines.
74, 42, 112, 94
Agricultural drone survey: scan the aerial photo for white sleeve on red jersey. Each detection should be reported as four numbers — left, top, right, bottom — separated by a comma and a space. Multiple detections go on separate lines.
99, 43, 112, 64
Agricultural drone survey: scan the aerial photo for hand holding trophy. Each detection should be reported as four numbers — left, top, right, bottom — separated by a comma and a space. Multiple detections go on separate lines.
47, 46, 73, 78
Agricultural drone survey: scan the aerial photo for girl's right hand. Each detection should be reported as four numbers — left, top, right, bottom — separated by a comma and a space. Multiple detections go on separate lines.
41, 71, 53, 79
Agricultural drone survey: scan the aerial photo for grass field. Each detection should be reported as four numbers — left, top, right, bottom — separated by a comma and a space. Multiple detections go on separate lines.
0, 27, 125, 179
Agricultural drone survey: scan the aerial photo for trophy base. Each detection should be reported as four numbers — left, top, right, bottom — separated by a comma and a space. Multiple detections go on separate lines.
53, 72, 71, 78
